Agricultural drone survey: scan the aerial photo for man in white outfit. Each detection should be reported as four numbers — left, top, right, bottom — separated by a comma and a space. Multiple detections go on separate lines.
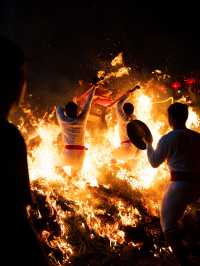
143, 102, 200, 266
112, 88, 139, 160
56, 87, 96, 176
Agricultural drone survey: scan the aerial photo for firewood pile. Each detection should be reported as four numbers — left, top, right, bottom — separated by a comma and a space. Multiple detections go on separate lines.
29, 178, 200, 266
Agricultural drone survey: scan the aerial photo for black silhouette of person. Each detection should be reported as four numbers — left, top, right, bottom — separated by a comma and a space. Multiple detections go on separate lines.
0, 36, 49, 265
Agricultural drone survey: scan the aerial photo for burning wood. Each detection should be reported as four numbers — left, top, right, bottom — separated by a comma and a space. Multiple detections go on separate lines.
111, 52, 124, 67
18, 54, 200, 265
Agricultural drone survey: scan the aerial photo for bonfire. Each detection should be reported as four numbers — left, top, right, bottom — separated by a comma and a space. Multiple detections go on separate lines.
16, 54, 200, 265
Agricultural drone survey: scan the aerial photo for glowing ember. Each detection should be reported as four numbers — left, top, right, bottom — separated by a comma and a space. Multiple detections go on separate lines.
171, 81, 181, 90
111, 52, 123, 66
185, 78, 196, 85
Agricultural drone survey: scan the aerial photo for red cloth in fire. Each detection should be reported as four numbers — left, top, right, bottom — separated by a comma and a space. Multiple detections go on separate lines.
74, 85, 113, 108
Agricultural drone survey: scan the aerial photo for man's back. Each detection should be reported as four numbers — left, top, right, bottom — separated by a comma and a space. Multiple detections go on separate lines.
162, 128, 200, 174
56, 87, 96, 147
57, 111, 87, 146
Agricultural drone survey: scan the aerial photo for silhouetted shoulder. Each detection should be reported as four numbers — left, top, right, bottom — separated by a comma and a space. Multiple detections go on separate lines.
158, 130, 174, 143
160, 128, 200, 151
162, 128, 200, 139
0, 118, 25, 145
0, 119, 32, 215
187, 128, 200, 137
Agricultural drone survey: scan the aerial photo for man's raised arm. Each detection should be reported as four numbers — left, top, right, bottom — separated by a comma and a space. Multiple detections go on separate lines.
79, 86, 96, 120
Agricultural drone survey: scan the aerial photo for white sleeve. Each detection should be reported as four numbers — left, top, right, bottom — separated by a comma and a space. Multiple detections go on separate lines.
117, 94, 129, 121
79, 88, 95, 121
147, 137, 169, 168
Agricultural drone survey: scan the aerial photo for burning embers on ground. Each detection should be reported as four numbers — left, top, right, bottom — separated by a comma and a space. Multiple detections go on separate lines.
18, 54, 200, 265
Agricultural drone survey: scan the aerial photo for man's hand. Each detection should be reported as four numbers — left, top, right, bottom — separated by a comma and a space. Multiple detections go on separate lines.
127, 85, 140, 95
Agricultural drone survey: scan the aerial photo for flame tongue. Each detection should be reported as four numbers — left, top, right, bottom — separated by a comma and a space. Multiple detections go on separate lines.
20, 54, 200, 264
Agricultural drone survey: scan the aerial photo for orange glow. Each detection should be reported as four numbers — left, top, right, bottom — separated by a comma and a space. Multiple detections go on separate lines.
19, 54, 200, 264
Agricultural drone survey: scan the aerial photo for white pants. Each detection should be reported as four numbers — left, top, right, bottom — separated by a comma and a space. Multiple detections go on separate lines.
161, 181, 200, 233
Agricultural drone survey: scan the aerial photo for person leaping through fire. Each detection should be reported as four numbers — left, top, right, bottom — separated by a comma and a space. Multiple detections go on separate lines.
112, 85, 140, 161
143, 102, 200, 266
56, 86, 96, 177
0, 36, 49, 265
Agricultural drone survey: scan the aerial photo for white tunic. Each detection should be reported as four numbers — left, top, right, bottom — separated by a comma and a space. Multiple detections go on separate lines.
56, 89, 94, 146
147, 128, 200, 175
116, 94, 136, 143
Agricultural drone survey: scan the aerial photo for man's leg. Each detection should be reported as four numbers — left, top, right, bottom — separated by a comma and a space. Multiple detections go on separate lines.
161, 182, 194, 265
71, 150, 86, 177
164, 229, 188, 266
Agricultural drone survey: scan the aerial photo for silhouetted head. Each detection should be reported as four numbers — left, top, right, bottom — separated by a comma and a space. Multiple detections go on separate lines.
0, 36, 26, 116
64, 101, 78, 119
123, 102, 134, 116
168, 102, 188, 129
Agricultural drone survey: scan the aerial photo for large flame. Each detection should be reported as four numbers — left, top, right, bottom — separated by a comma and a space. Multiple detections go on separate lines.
19, 54, 200, 264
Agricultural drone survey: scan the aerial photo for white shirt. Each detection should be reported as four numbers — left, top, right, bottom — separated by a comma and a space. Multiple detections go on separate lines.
147, 128, 200, 174
56, 89, 94, 146
117, 94, 136, 142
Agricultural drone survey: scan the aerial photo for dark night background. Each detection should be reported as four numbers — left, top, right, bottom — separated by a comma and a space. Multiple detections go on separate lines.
0, 1, 200, 104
